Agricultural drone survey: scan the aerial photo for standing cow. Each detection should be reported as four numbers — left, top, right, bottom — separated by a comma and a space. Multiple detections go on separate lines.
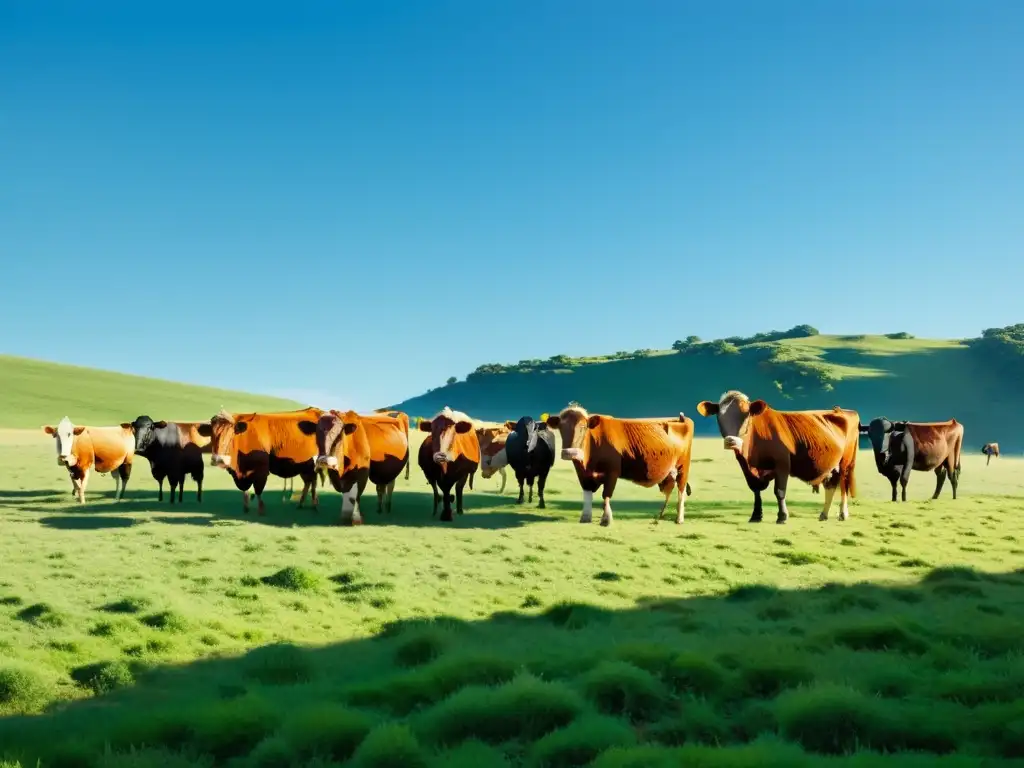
43, 417, 135, 503
374, 408, 412, 480
125, 416, 210, 504
417, 407, 480, 521
982, 443, 999, 466
860, 417, 963, 500
503, 416, 555, 508
476, 423, 511, 493
696, 392, 859, 523
207, 407, 323, 515
546, 403, 693, 526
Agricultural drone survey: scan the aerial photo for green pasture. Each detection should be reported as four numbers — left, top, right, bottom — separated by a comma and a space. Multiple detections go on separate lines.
0, 426, 1021, 766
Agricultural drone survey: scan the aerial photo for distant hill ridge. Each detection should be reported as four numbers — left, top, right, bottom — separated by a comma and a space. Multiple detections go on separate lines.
388, 324, 1024, 453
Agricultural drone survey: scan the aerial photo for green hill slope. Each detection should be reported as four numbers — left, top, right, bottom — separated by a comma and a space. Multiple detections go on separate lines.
389, 324, 1024, 453
0, 355, 303, 428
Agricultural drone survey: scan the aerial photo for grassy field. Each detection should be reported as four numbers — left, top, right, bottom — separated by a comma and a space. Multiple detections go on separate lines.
0, 425, 1022, 766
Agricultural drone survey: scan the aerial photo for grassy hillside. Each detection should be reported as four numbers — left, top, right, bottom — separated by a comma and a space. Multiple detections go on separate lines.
0, 355, 303, 428
390, 325, 1023, 453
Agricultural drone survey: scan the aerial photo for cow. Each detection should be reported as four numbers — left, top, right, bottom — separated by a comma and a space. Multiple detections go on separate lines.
206, 407, 323, 515
859, 417, 963, 500
124, 416, 210, 504
42, 417, 135, 503
982, 442, 999, 466
417, 407, 480, 521
545, 403, 693, 526
314, 409, 410, 522
374, 408, 412, 480
696, 392, 859, 524
475, 423, 511, 494
503, 416, 555, 508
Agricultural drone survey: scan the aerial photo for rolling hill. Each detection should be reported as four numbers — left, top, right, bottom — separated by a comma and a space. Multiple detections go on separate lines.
389, 324, 1024, 453
0, 355, 303, 428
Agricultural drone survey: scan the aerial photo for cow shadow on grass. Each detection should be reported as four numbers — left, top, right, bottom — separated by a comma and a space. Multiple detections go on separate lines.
28, 489, 560, 532
0, 565, 1022, 766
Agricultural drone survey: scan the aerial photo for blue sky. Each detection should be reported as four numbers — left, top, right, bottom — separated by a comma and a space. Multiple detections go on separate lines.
2, 1, 1022, 411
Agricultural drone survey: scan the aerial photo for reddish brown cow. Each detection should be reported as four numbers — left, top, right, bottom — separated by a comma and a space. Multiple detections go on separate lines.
373, 409, 412, 479
315, 410, 410, 521
475, 423, 511, 493
206, 407, 323, 515
43, 416, 135, 503
697, 391, 859, 523
982, 442, 999, 466
417, 407, 480, 521
545, 403, 694, 526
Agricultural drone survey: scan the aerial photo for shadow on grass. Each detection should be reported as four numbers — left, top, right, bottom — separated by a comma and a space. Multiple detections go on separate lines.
25, 490, 561, 532
0, 566, 1023, 766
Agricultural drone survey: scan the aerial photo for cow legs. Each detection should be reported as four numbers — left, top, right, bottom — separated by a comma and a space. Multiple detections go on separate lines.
78, 469, 91, 503
600, 476, 618, 527
455, 476, 468, 517
156, 475, 165, 501
986, 453, 991, 466
947, 460, 959, 500
932, 467, 947, 499
748, 476, 772, 523
886, 471, 899, 502
296, 471, 317, 509
251, 474, 268, 516
430, 481, 441, 517
376, 484, 386, 514
340, 478, 367, 526
515, 471, 525, 504
527, 476, 535, 503
282, 476, 293, 503
773, 473, 790, 524
580, 490, 594, 524
111, 471, 121, 502
498, 467, 507, 494
818, 483, 838, 521
439, 483, 455, 522
386, 479, 396, 513
537, 468, 549, 509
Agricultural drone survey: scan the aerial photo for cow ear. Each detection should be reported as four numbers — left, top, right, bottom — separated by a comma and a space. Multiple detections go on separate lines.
120, 423, 133, 431
893, 421, 908, 431
748, 400, 768, 416
504, 420, 517, 431
696, 401, 718, 417
343, 421, 359, 435
233, 422, 248, 434
43, 426, 55, 436
154, 421, 168, 429
297, 420, 318, 436
545, 416, 560, 428
587, 414, 602, 429
455, 420, 473, 434
419, 419, 432, 432
197, 423, 213, 437
73, 426, 86, 435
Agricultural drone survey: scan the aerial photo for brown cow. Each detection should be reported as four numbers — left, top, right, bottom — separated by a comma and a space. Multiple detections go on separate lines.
206, 407, 323, 515
315, 410, 410, 521
545, 403, 694, 526
982, 442, 999, 466
859, 416, 963, 499
697, 391, 859, 523
43, 416, 135, 503
417, 407, 480, 521
475, 423, 510, 494
374, 408, 412, 479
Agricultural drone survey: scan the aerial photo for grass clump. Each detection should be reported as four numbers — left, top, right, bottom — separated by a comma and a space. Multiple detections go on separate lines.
831, 620, 930, 655
260, 566, 322, 592
242, 642, 315, 686
277, 703, 373, 761
393, 627, 447, 668
663, 652, 729, 697
416, 672, 583, 745
15, 602, 64, 627
0, 662, 54, 714
189, 694, 281, 762
530, 714, 637, 766
735, 655, 814, 698
580, 660, 669, 721
139, 610, 189, 633
102, 596, 152, 614
351, 723, 430, 768
433, 739, 510, 768
71, 660, 134, 695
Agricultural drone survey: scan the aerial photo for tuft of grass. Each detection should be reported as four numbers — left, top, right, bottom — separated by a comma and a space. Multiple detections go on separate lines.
521, 594, 542, 609
393, 628, 447, 668
71, 660, 135, 695
102, 596, 152, 614
774, 551, 820, 566
261, 566, 322, 592
726, 583, 780, 602
663, 652, 729, 697
0, 662, 54, 714
277, 703, 373, 761
529, 714, 637, 766
899, 558, 930, 568
139, 611, 189, 633
832, 620, 930, 655
242, 643, 315, 686
351, 722, 430, 768
594, 571, 623, 582
0, 596, 23, 606
15, 602, 64, 627
579, 661, 670, 721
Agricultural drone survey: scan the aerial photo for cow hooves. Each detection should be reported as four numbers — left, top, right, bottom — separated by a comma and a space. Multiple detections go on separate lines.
600, 518, 611, 527
776, 517, 788, 525
818, 512, 829, 521
748, 516, 763, 524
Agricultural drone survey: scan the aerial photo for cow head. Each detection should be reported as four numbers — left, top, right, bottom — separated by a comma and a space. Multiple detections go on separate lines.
43, 416, 85, 466
696, 391, 767, 453
510, 416, 541, 453
315, 410, 359, 470
208, 409, 242, 468
123, 415, 168, 455
419, 406, 473, 464
476, 424, 509, 478
546, 403, 597, 462
859, 417, 907, 468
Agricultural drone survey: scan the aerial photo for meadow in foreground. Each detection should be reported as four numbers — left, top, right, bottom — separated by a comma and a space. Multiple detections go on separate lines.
0, 429, 1021, 766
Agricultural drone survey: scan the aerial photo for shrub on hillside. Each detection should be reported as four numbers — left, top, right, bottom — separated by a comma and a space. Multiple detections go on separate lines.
0, 662, 53, 714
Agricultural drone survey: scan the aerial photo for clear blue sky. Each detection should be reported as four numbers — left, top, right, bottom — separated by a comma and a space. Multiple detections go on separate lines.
2, 1, 1022, 411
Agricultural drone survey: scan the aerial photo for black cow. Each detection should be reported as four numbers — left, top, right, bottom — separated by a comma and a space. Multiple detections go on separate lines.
124, 416, 210, 504
503, 416, 556, 508
859, 417, 914, 502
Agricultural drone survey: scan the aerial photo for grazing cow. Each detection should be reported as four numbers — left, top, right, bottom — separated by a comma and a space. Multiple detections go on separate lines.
43, 417, 135, 503
859, 417, 963, 500
982, 442, 999, 466
315, 409, 410, 522
545, 404, 693, 526
207, 407, 323, 515
475, 423, 511, 494
503, 416, 556, 508
125, 416, 210, 504
417, 407, 480, 521
696, 392, 859, 523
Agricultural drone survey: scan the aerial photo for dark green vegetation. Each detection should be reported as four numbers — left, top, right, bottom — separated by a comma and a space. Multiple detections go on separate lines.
396, 324, 1024, 451
0, 354, 302, 427
0, 423, 1022, 766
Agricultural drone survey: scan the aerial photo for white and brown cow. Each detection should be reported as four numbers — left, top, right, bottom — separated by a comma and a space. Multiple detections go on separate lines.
43, 416, 135, 503
475, 422, 510, 494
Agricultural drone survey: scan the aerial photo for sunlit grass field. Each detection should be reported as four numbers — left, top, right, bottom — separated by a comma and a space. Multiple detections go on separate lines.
0, 428, 1021, 766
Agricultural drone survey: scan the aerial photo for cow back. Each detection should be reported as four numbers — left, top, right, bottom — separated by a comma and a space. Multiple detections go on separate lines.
178, 422, 213, 453
81, 426, 135, 473
361, 416, 410, 464
237, 409, 322, 463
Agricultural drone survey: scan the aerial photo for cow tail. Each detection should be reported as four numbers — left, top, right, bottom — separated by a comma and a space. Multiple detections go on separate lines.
469, 471, 475, 491
685, 482, 692, 496
845, 462, 857, 499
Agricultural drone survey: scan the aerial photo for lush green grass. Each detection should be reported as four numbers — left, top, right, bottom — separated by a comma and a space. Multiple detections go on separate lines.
393, 331, 1021, 452
0, 355, 302, 427
0, 427, 1022, 766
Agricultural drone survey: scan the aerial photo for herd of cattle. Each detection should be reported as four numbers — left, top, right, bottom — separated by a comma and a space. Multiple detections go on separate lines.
40, 391, 979, 526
